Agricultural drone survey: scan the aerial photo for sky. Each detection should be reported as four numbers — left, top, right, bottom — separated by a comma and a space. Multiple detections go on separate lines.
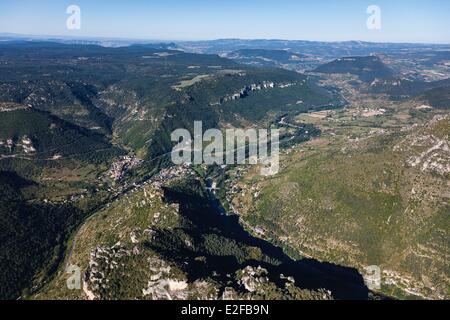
0, 0, 449, 43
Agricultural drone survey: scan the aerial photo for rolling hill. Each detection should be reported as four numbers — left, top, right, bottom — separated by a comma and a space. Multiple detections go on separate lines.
224, 49, 305, 68
314, 56, 396, 82
230, 115, 450, 299
0, 43, 339, 159
0, 105, 121, 163
0, 171, 83, 299
418, 86, 450, 109
368, 78, 450, 101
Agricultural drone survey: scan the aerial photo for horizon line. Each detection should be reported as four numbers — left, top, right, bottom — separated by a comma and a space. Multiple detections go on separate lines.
1, 32, 450, 46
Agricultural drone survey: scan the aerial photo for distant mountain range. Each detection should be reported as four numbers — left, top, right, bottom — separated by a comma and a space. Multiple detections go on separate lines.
2, 33, 450, 56
0, 32, 175, 49
225, 49, 302, 65
176, 38, 450, 59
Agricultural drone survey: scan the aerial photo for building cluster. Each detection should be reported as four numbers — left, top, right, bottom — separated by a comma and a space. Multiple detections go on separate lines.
108, 155, 143, 181
0, 136, 36, 154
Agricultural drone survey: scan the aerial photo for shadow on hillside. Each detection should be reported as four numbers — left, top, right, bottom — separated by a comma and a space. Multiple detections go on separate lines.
143, 184, 375, 300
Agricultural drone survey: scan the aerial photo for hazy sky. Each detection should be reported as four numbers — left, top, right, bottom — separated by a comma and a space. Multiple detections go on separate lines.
0, 0, 449, 43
